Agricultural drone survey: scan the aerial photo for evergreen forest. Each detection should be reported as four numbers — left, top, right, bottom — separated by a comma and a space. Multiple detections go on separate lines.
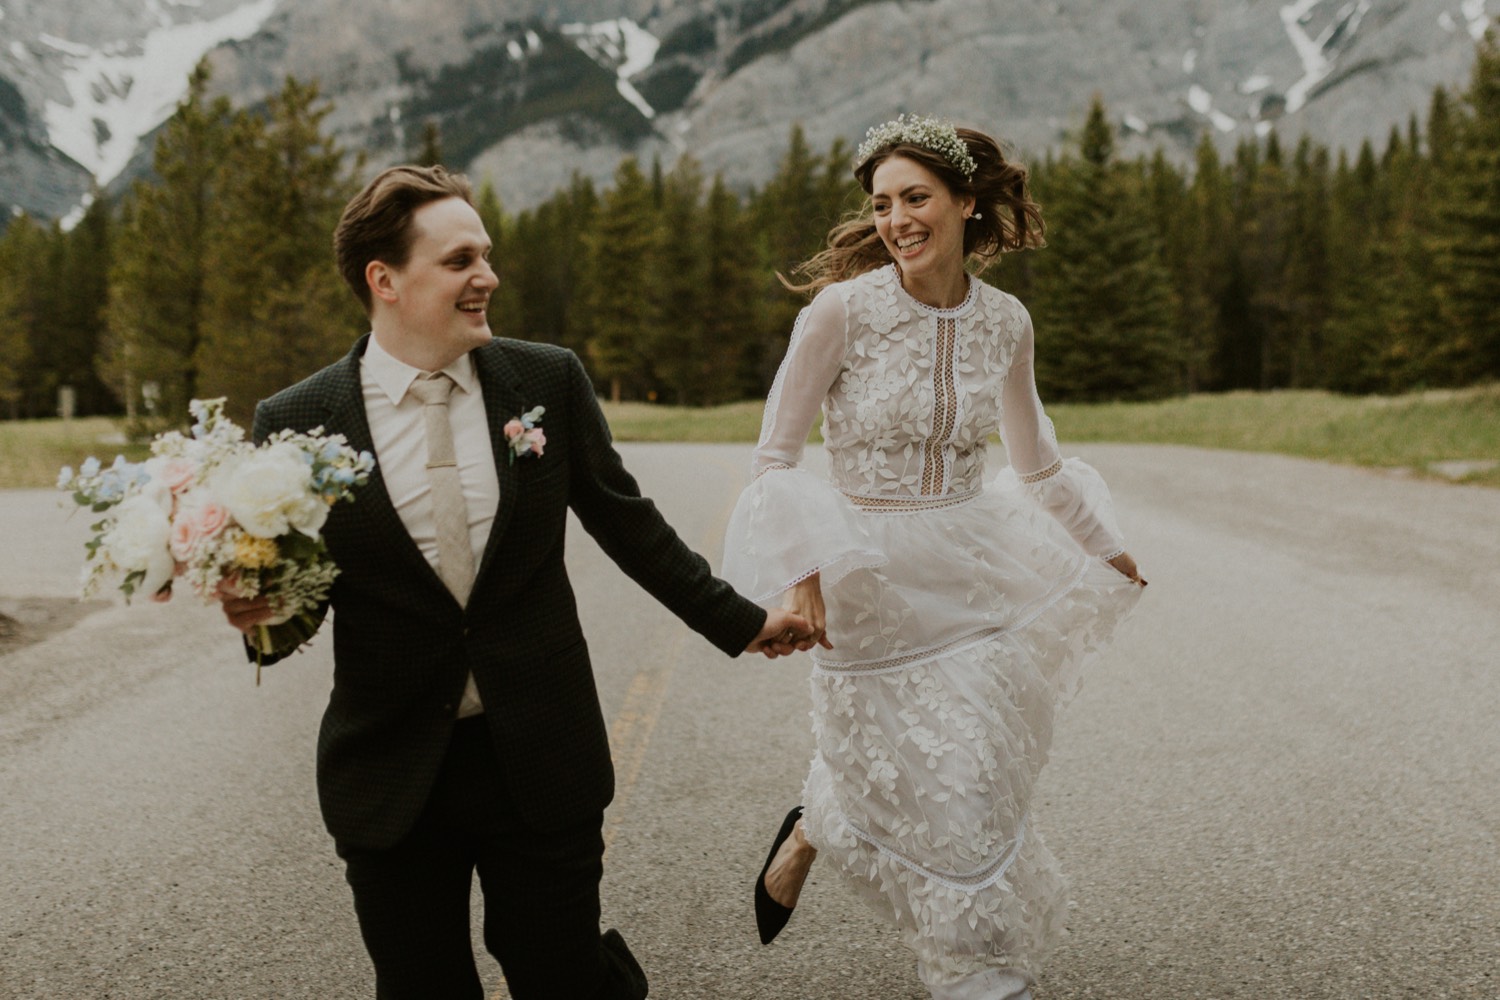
2, 32, 1498, 429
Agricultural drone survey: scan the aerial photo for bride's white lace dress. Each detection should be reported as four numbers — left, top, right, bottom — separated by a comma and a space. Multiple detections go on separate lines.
723, 264, 1142, 991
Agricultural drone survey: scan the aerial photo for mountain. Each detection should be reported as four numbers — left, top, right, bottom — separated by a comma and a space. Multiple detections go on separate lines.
0, 0, 1491, 222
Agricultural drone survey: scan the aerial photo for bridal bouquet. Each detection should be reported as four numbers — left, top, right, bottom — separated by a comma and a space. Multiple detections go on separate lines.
58, 398, 374, 673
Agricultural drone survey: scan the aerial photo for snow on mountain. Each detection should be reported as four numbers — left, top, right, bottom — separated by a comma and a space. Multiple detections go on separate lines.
562, 18, 661, 120
1281, 0, 1375, 112
41, 0, 279, 185
1460, 0, 1492, 38
0, 0, 1492, 221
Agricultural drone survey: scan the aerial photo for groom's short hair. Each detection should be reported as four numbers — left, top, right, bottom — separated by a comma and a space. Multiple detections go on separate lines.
335, 164, 476, 314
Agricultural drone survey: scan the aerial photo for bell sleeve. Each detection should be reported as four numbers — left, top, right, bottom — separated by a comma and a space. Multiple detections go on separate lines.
999, 306, 1127, 561
721, 289, 887, 604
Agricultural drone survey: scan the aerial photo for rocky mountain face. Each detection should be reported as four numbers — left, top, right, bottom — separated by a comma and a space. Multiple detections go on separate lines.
0, 0, 1490, 222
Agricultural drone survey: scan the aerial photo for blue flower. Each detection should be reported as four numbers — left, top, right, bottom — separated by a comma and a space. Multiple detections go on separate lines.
80, 456, 101, 478
57, 465, 74, 489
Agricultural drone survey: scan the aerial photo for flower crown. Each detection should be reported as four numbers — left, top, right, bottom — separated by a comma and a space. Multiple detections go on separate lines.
856, 114, 978, 179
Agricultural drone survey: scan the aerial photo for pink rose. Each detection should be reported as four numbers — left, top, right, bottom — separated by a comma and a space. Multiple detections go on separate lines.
158, 457, 199, 494
170, 515, 203, 561
503, 419, 524, 440
196, 499, 229, 538
523, 428, 545, 456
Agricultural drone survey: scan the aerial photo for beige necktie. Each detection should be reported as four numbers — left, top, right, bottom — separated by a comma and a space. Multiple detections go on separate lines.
408, 372, 482, 716
408, 372, 475, 603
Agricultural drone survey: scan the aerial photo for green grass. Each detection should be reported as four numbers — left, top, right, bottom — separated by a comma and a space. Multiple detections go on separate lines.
0, 417, 149, 490
1046, 386, 1500, 487
601, 400, 770, 442
605, 385, 1500, 488
4, 388, 1496, 489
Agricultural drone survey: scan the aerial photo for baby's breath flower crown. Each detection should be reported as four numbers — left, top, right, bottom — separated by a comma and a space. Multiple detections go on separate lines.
856, 114, 978, 179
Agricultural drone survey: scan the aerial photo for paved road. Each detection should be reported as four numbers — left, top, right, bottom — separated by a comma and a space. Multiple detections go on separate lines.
1, 444, 1496, 999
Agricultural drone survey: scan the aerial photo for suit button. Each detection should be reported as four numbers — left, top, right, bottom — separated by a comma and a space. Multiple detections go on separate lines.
462, 626, 470, 637
441, 704, 453, 713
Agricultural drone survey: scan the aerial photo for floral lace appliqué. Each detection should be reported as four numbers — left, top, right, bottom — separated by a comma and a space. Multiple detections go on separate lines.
824, 268, 1025, 499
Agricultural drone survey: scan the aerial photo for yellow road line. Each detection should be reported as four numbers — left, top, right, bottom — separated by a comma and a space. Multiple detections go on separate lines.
601, 449, 745, 852
490, 447, 749, 999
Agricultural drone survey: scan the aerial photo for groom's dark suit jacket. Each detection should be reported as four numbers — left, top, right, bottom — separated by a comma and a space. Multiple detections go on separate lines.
253, 334, 765, 852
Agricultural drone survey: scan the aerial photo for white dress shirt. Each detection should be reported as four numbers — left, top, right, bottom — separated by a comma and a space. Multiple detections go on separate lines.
361, 334, 500, 717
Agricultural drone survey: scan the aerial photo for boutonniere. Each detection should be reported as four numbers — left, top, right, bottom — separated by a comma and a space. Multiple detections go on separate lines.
504, 406, 545, 464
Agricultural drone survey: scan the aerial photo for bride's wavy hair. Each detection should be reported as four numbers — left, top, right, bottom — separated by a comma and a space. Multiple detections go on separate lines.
783, 127, 1045, 295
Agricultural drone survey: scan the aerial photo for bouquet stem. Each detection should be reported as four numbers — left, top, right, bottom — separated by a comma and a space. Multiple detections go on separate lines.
255, 625, 270, 686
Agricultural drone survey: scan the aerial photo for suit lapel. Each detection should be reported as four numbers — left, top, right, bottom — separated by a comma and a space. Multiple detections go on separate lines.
324, 334, 449, 595
472, 341, 525, 588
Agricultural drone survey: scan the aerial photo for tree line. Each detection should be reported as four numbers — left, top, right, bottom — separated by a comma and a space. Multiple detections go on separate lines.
1, 33, 1496, 426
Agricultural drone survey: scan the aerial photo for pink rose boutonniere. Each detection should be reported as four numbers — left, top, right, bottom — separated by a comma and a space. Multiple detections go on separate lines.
504, 406, 546, 464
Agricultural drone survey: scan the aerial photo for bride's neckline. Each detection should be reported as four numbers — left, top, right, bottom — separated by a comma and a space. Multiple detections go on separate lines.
885, 264, 977, 317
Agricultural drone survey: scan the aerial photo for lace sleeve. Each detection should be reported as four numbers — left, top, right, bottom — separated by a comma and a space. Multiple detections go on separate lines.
751, 289, 849, 476
723, 288, 885, 603
1000, 306, 1126, 560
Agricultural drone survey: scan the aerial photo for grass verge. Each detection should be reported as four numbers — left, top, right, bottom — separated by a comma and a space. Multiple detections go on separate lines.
2, 388, 1495, 489
1046, 386, 1500, 487
605, 385, 1500, 488
0, 417, 149, 490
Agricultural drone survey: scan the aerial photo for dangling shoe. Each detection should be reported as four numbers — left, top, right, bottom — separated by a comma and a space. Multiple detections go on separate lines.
753, 805, 814, 945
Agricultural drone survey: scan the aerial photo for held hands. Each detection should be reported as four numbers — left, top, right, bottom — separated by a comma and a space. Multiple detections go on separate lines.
745, 571, 835, 660
748, 608, 814, 658
1107, 551, 1147, 587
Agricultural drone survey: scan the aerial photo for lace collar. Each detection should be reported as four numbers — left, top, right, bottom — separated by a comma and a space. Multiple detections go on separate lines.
880, 264, 978, 318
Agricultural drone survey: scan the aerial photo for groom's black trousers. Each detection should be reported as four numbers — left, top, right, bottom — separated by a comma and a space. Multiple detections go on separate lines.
336, 715, 647, 1000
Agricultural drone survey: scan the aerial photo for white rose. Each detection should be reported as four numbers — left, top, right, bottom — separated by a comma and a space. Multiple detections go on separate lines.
219, 443, 323, 539
104, 494, 175, 597
138, 470, 174, 514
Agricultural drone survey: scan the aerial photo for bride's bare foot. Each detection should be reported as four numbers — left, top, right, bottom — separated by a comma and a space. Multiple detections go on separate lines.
763, 818, 817, 908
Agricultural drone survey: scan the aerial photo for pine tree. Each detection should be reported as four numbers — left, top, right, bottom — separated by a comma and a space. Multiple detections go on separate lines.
1184, 135, 1240, 390
1284, 137, 1332, 387
700, 174, 763, 404
102, 60, 234, 425
473, 181, 516, 339
510, 175, 597, 362
1242, 131, 1299, 388
581, 158, 660, 402
197, 76, 362, 423
1030, 98, 1179, 401
1376, 124, 1445, 388
56, 193, 115, 414
648, 155, 707, 404
1210, 138, 1266, 389
504, 203, 559, 344
817, 136, 860, 227
1145, 148, 1215, 392
0, 218, 38, 418
1322, 143, 1389, 391
751, 124, 829, 392
416, 120, 444, 167
0, 216, 67, 416
1430, 29, 1500, 380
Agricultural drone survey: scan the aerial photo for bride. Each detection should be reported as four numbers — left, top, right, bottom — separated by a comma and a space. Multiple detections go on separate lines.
722, 115, 1146, 1000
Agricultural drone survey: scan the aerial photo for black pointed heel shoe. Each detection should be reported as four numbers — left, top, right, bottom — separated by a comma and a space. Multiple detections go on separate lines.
754, 805, 805, 945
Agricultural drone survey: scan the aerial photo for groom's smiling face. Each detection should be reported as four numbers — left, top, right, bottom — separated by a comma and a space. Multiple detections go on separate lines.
382, 197, 497, 364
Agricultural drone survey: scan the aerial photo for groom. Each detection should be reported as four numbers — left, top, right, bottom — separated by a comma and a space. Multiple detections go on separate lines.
221, 164, 809, 999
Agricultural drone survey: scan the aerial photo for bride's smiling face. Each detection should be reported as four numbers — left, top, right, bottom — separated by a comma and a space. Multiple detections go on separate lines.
870, 154, 973, 289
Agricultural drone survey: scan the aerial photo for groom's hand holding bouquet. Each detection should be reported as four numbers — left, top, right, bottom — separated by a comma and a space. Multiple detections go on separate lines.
59, 398, 374, 676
